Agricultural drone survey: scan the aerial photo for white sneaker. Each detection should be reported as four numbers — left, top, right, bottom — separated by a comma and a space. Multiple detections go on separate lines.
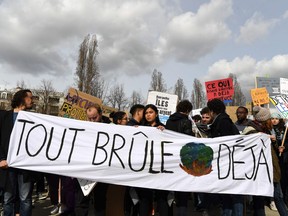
270, 201, 278, 211
50, 205, 59, 215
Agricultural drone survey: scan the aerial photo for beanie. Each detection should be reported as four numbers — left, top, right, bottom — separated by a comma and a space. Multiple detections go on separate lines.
271, 112, 282, 119
253, 106, 271, 122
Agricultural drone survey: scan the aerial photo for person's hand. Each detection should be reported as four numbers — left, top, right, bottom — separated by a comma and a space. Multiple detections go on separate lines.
0, 160, 8, 169
270, 135, 276, 142
157, 125, 165, 131
279, 146, 285, 153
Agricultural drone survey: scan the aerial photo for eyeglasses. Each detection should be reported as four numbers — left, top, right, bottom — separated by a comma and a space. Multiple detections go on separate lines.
121, 117, 129, 121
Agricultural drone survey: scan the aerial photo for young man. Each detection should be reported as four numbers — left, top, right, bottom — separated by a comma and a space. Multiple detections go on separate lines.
74, 104, 111, 216
207, 99, 243, 216
234, 106, 251, 134
0, 89, 34, 216
166, 100, 194, 216
127, 104, 144, 126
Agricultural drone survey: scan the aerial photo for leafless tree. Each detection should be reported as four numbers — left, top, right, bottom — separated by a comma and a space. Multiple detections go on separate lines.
191, 78, 206, 109
150, 69, 167, 92
229, 73, 246, 106
16, 80, 27, 89
36, 79, 55, 114
107, 84, 128, 110
75, 34, 106, 99
174, 78, 188, 101
130, 90, 144, 106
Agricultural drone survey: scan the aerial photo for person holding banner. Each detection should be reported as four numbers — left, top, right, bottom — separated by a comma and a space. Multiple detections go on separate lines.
0, 89, 34, 216
207, 99, 244, 216
74, 104, 111, 216
137, 104, 169, 216
243, 106, 288, 216
271, 113, 288, 206
166, 100, 194, 216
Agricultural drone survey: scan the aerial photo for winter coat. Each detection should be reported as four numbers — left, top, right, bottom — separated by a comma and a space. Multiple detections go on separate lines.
166, 112, 194, 136
209, 113, 239, 138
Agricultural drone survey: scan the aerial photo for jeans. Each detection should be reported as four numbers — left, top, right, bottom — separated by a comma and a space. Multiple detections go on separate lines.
222, 194, 244, 216
3, 170, 33, 216
274, 182, 288, 216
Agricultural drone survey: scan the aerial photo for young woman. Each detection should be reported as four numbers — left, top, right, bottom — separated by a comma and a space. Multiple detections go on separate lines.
109, 111, 129, 125
243, 107, 288, 216
137, 104, 169, 216
271, 113, 288, 206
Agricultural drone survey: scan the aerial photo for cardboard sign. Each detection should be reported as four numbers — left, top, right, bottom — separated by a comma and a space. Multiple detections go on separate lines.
59, 88, 102, 120
8, 111, 274, 196
280, 78, 288, 95
147, 91, 178, 124
250, 88, 270, 105
270, 95, 288, 118
256, 77, 280, 95
205, 78, 234, 101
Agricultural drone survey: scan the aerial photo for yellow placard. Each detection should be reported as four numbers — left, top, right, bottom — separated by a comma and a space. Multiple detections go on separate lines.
250, 87, 269, 106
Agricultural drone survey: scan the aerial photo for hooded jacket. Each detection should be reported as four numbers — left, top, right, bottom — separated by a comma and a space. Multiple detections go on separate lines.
166, 112, 194, 136
209, 113, 239, 138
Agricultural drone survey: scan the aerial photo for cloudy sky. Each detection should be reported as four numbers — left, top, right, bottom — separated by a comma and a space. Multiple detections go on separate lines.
0, 0, 288, 101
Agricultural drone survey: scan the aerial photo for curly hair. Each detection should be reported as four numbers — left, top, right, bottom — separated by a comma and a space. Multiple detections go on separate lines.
11, 89, 31, 109
176, 100, 193, 113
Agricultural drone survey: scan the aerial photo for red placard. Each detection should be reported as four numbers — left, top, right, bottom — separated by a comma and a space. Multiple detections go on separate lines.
205, 77, 234, 101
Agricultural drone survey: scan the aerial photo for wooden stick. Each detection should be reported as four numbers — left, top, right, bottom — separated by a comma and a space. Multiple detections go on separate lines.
279, 125, 288, 156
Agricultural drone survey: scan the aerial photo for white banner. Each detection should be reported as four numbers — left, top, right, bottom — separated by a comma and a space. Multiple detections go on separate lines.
7, 111, 273, 196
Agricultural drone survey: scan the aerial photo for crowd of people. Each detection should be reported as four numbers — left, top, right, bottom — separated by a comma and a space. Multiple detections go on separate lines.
1, 89, 288, 216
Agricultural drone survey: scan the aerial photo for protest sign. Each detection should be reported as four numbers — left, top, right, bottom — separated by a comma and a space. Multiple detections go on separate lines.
270, 95, 288, 118
205, 78, 234, 102
250, 87, 270, 105
8, 111, 273, 196
280, 78, 288, 95
147, 91, 178, 124
256, 77, 280, 95
59, 88, 102, 120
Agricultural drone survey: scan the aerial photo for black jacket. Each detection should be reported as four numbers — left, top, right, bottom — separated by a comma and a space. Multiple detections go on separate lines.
0, 110, 34, 189
166, 112, 194, 136
209, 113, 239, 138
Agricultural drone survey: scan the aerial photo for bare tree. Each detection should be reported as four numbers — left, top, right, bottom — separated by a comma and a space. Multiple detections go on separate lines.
107, 84, 128, 110
36, 79, 55, 114
16, 79, 27, 89
174, 78, 188, 101
150, 69, 167, 92
229, 73, 246, 106
191, 78, 206, 109
130, 90, 144, 106
75, 34, 106, 99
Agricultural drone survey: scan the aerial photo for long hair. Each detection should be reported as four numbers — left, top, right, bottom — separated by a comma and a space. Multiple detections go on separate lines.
143, 104, 161, 126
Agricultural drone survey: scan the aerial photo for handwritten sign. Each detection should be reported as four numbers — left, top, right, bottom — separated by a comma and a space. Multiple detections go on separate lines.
205, 78, 234, 101
7, 111, 273, 196
280, 78, 288, 95
270, 95, 288, 118
147, 91, 178, 124
250, 88, 269, 105
59, 88, 102, 120
256, 77, 280, 95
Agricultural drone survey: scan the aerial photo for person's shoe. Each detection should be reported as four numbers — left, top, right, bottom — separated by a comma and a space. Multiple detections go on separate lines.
50, 205, 59, 215
202, 210, 210, 216
270, 201, 278, 211
38, 192, 48, 200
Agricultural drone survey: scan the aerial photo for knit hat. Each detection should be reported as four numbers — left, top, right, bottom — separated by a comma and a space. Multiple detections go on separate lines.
271, 112, 282, 119
253, 106, 271, 122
